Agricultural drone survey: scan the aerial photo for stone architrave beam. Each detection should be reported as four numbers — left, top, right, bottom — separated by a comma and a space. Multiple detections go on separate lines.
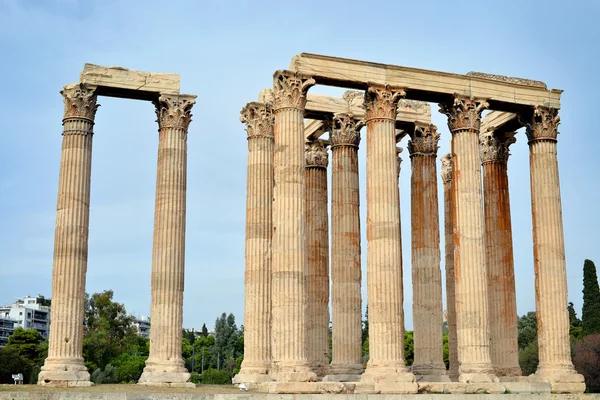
80, 64, 180, 100
289, 53, 562, 111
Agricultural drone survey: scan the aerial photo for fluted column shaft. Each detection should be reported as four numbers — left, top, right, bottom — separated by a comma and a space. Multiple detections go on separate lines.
270, 70, 317, 382
524, 107, 584, 392
480, 131, 520, 377
140, 94, 196, 386
362, 85, 414, 383
305, 141, 330, 376
440, 96, 495, 383
408, 125, 447, 379
39, 84, 98, 387
235, 103, 274, 383
329, 114, 363, 376
441, 154, 458, 380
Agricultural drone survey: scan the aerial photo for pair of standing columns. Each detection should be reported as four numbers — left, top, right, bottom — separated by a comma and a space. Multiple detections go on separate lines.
38, 83, 195, 386
440, 97, 582, 390
441, 127, 521, 380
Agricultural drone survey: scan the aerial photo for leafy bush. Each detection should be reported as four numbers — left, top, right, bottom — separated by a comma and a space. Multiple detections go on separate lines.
190, 371, 201, 384
111, 353, 146, 383
573, 333, 600, 392
91, 364, 118, 384
199, 368, 231, 384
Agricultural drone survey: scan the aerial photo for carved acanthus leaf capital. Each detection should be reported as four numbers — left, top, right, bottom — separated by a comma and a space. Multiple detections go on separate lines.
364, 84, 406, 120
305, 140, 329, 168
330, 113, 364, 148
439, 95, 488, 133
522, 106, 560, 143
440, 153, 453, 183
479, 130, 516, 163
154, 94, 196, 131
61, 83, 99, 121
408, 124, 440, 156
240, 102, 274, 139
273, 70, 315, 111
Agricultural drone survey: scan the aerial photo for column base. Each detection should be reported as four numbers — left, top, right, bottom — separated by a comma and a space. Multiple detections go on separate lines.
138, 359, 192, 386
458, 363, 497, 383
361, 363, 415, 384
272, 362, 317, 382
323, 374, 363, 382
412, 362, 449, 381
328, 362, 364, 375
495, 365, 522, 377
529, 366, 586, 393
309, 361, 328, 377
37, 357, 92, 387
233, 370, 272, 384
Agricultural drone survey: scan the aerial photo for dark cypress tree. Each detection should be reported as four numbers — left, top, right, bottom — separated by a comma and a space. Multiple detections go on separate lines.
582, 259, 600, 336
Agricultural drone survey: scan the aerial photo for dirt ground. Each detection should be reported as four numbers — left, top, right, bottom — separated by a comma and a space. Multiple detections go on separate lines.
0, 384, 245, 394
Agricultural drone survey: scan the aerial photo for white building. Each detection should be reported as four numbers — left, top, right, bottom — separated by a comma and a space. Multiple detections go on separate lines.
132, 315, 150, 339
0, 296, 51, 342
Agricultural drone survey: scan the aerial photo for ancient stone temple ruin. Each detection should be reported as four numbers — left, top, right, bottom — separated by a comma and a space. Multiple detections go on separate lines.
235, 54, 585, 394
38, 54, 585, 395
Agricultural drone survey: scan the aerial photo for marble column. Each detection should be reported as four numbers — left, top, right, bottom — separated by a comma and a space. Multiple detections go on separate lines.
479, 129, 521, 377
439, 96, 495, 383
440, 154, 459, 381
234, 102, 274, 384
38, 83, 98, 387
396, 147, 405, 350
408, 124, 448, 381
523, 106, 585, 393
270, 70, 317, 382
139, 94, 196, 387
327, 114, 364, 380
362, 84, 415, 387
305, 139, 330, 377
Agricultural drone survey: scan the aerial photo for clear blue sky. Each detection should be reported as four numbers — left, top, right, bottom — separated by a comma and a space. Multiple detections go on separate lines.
0, 0, 598, 331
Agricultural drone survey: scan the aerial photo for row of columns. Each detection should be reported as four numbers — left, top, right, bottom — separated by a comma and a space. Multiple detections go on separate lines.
39, 83, 196, 387
238, 70, 583, 391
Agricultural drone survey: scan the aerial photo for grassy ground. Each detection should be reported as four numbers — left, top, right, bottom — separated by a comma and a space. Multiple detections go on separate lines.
0, 384, 244, 394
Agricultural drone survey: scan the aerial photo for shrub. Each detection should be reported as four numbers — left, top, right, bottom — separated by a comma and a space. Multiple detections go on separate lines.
199, 368, 231, 384
573, 333, 600, 392
190, 371, 201, 384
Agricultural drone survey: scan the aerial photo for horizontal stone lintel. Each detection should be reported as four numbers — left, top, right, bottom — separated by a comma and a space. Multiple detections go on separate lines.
289, 53, 562, 111
80, 63, 180, 101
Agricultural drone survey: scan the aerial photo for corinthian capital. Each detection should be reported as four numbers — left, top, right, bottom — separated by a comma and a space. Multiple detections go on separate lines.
439, 95, 488, 133
330, 113, 364, 148
240, 102, 274, 139
408, 124, 440, 156
479, 130, 516, 164
305, 140, 329, 168
272, 70, 315, 111
440, 153, 453, 183
522, 106, 560, 143
154, 94, 196, 130
61, 83, 99, 121
364, 84, 406, 121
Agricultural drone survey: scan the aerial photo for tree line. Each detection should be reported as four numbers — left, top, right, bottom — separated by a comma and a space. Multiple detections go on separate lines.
1, 259, 598, 389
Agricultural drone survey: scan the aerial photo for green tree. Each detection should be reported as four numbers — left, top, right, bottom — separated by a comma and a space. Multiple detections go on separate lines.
36, 295, 51, 307
582, 259, 600, 336
362, 307, 369, 345
518, 312, 537, 349
6, 327, 46, 364
182, 329, 196, 344
201, 323, 209, 337
111, 353, 146, 383
0, 347, 33, 384
404, 331, 414, 366
193, 335, 216, 372
214, 313, 241, 373
572, 334, 600, 392
83, 290, 137, 372
519, 340, 539, 376
443, 333, 449, 369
